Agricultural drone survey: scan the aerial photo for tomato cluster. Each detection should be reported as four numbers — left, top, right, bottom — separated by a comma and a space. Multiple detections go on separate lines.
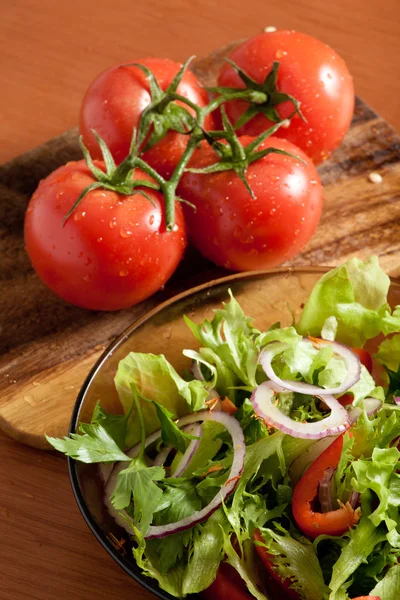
25, 30, 354, 311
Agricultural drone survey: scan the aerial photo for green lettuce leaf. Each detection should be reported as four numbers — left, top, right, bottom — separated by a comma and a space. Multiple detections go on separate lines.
114, 353, 208, 445
329, 492, 388, 593
370, 564, 400, 600
376, 333, 400, 374
297, 256, 399, 347
181, 510, 225, 595
223, 534, 268, 600
133, 530, 186, 598
351, 447, 400, 544
260, 526, 329, 600
184, 290, 259, 387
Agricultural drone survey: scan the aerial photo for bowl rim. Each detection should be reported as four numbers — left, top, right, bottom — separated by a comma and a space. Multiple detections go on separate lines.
67, 265, 400, 598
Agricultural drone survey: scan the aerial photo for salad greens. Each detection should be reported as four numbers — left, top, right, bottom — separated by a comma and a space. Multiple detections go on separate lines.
48, 256, 400, 600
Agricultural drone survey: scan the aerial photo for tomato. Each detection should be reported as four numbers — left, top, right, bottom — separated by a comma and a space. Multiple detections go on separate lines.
24, 161, 186, 311
254, 530, 301, 600
201, 562, 252, 600
80, 58, 215, 179
292, 434, 359, 538
218, 30, 354, 164
351, 597, 381, 600
178, 136, 322, 271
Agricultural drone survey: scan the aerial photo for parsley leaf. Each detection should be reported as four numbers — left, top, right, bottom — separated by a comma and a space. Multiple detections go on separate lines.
154, 401, 200, 453
111, 456, 165, 535
46, 423, 130, 463
91, 401, 129, 449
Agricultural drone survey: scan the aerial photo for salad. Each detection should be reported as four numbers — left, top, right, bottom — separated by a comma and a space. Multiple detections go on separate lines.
49, 256, 400, 600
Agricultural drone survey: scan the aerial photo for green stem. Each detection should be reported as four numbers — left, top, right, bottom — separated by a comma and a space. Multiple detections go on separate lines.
134, 158, 167, 188
165, 93, 203, 120
202, 89, 268, 116
131, 384, 146, 459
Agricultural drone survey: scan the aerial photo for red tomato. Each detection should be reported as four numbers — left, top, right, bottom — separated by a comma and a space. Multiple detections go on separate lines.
178, 136, 322, 271
351, 597, 381, 600
254, 530, 301, 600
201, 563, 252, 600
218, 30, 354, 164
292, 434, 359, 538
24, 161, 186, 311
80, 58, 215, 178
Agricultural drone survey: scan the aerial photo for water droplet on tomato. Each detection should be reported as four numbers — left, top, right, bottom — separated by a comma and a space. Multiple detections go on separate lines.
84, 256, 92, 266
275, 49, 287, 58
97, 237, 103, 242
270, 208, 277, 215
119, 269, 129, 277
224, 260, 232, 269
172, 224, 179, 232
120, 226, 133, 238
74, 211, 86, 221
109, 218, 117, 228
213, 237, 220, 246
242, 235, 254, 244
149, 215, 155, 225
233, 226, 243, 238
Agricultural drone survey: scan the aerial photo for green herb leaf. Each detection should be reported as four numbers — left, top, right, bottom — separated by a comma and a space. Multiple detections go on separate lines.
114, 352, 208, 446
153, 401, 200, 453
111, 456, 164, 535
46, 423, 130, 463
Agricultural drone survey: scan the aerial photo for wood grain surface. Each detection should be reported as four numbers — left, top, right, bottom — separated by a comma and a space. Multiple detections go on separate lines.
1, 2, 400, 599
1, 42, 399, 450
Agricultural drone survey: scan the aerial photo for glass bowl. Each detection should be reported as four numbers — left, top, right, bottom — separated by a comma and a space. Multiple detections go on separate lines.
68, 267, 400, 600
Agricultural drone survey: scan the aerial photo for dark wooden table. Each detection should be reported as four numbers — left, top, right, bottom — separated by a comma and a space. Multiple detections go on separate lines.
1, 1, 399, 599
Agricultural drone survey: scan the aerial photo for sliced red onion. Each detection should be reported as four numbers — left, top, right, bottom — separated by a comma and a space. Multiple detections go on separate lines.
395, 397, 400, 406
191, 360, 204, 381
190, 360, 219, 402
98, 462, 114, 486
251, 381, 349, 439
348, 490, 360, 510
104, 411, 245, 539
145, 410, 245, 540
348, 397, 383, 424
289, 436, 338, 484
318, 467, 335, 513
260, 339, 361, 396
153, 445, 173, 467
171, 423, 203, 478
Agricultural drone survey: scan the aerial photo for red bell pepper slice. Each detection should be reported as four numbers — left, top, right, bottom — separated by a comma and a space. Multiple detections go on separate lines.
201, 562, 252, 600
292, 434, 360, 538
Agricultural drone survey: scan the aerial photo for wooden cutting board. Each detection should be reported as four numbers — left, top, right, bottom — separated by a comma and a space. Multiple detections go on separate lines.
1, 43, 399, 450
